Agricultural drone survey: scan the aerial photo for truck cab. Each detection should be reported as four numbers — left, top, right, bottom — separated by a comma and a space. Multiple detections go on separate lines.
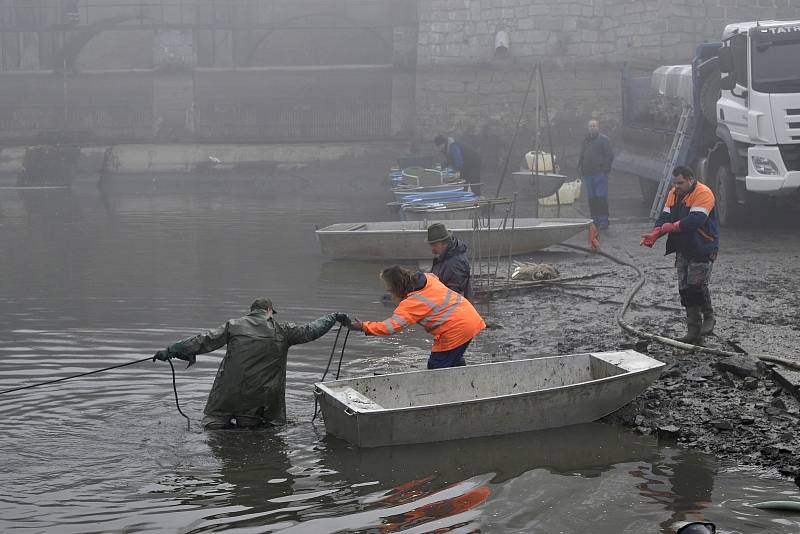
717, 21, 800, 198
617, 20, 800, 225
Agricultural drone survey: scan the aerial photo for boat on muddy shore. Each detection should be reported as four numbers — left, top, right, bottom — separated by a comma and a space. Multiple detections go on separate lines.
314, 350, 666, 448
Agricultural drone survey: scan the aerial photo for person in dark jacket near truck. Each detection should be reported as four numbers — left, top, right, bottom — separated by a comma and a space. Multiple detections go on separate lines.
427, 222, 472, 300
152, 298, 350, 429
640, 166, 719, 344
577, 119, 615, 229
435, 134, 483, 195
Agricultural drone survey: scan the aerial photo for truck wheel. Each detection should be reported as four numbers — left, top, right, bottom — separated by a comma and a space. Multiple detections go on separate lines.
639, 176, 658, 205
713, 164, 740, 226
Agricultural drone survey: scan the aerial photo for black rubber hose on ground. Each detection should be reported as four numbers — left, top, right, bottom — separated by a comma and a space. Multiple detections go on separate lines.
558, 243, 800, 371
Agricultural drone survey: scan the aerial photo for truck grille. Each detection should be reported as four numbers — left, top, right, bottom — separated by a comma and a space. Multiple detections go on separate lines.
780, 144, 800, 171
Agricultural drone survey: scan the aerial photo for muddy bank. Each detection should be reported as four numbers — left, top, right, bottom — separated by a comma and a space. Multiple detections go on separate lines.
478, 216, 800, 484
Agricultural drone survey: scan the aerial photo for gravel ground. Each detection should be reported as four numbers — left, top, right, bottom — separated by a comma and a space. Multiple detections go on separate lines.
478, 172, 800, 484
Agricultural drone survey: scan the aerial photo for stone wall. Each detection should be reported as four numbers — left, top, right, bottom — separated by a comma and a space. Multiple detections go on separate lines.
414, 0, 800, 162
0, 0, 417, 142
417, 0, 800, 66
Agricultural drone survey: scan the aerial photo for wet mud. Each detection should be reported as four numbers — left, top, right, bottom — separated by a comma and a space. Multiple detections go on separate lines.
477, 200, 800, 486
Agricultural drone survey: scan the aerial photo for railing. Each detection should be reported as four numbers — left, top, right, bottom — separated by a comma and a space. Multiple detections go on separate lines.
0, 104, 146, 140
0, 0, 414, 30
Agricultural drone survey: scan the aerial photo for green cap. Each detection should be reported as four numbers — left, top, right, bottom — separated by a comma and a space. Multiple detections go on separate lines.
426, 222, 452, 243
250, 298, 277, 313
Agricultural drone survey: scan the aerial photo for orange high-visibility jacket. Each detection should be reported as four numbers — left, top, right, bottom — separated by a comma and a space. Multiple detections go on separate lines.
361, 273, 485, 352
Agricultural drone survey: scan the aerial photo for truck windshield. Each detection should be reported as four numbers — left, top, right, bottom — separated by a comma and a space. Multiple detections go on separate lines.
751, 38, 800, 93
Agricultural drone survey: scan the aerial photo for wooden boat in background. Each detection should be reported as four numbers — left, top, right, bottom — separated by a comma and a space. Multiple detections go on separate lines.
315, 217, 591, 260
314, 350, 665, 447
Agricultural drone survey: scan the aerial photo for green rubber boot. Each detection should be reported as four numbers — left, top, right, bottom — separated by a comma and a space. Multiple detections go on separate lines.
700, 304, 715, 336
677, 306, 702, 344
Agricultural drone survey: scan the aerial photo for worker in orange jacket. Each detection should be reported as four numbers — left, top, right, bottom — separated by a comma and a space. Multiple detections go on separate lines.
350, 265, 485, 369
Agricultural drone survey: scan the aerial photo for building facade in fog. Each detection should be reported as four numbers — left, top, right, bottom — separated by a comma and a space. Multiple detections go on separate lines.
0, 0, 798, 144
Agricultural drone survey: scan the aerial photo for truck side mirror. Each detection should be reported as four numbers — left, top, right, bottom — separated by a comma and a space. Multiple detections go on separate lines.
718, 47, 732, 74
720, 74, 735, 91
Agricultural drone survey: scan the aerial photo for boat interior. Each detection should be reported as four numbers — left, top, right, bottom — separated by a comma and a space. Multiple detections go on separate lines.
321, 354, 629, 410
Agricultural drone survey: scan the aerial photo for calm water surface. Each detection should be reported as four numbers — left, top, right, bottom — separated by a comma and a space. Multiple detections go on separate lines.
1, 165, 798, 533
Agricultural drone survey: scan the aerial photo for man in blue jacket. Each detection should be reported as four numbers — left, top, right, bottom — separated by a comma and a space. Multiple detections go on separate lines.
435, 134, 482, 195
640, 166, 719, 343
577, 120, 614, 229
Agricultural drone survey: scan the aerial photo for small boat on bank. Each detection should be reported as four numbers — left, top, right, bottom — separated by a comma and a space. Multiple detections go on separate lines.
390, 167, 468, 198
314, 350, 665, 448
392, 190, 477, 205
315, 217, 591, 260
390, 182, 468, 200
400, 197, 514, 222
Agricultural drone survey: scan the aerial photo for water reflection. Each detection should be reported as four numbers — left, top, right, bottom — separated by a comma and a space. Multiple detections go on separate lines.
181, 423, 731, 533
320, 423, 658, 487
17, 187, 84, 224
205, 430, 294, 508
631, 447, 716, 532
2, 169, 800, 533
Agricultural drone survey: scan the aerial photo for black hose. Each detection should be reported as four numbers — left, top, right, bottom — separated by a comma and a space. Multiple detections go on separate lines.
0, 354, 194, 429
319, 325, 343, 384
559, 243, 800, 371
335, 329, 351, 380
168, 359, 191, 431
313, 325, 350, 422
0, 355, 152, 396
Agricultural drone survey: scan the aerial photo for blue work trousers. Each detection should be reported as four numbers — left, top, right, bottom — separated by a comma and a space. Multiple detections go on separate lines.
427, 340, 471, 369
583, 173, 609, 227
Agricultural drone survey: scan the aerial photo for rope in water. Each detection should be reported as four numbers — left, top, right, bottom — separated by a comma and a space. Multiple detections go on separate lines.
0, 356, 153, 396
560, 243, 800, 371
0, 354, 193, 428
168, 359, 191, 430
313, 324, 351, 422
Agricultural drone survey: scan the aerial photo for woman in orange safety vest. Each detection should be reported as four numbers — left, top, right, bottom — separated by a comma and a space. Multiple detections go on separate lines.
350, 265, 485, 369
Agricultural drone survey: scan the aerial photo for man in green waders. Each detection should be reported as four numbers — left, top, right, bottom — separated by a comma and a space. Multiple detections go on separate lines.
153, 298, 350, 429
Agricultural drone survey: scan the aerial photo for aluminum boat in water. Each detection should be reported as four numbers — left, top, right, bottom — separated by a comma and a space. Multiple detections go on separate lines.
314, 350, 665, 448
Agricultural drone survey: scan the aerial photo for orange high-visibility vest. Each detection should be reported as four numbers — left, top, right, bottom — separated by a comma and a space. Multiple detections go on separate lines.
361, 273, 485, 352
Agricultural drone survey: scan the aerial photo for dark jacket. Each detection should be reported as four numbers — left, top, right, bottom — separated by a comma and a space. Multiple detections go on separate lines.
578, 133, 614, 175
655, 180, 719, 261
431, 237, 472, 299
447, 138, 482, 179
166, 311, 336, 425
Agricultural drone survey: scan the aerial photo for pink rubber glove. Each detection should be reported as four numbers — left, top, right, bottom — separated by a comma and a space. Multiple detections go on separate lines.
639, 227, 662, 247
659, 221, 681, 233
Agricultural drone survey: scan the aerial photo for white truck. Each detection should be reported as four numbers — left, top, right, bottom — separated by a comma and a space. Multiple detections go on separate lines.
616, 20, 800, 225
